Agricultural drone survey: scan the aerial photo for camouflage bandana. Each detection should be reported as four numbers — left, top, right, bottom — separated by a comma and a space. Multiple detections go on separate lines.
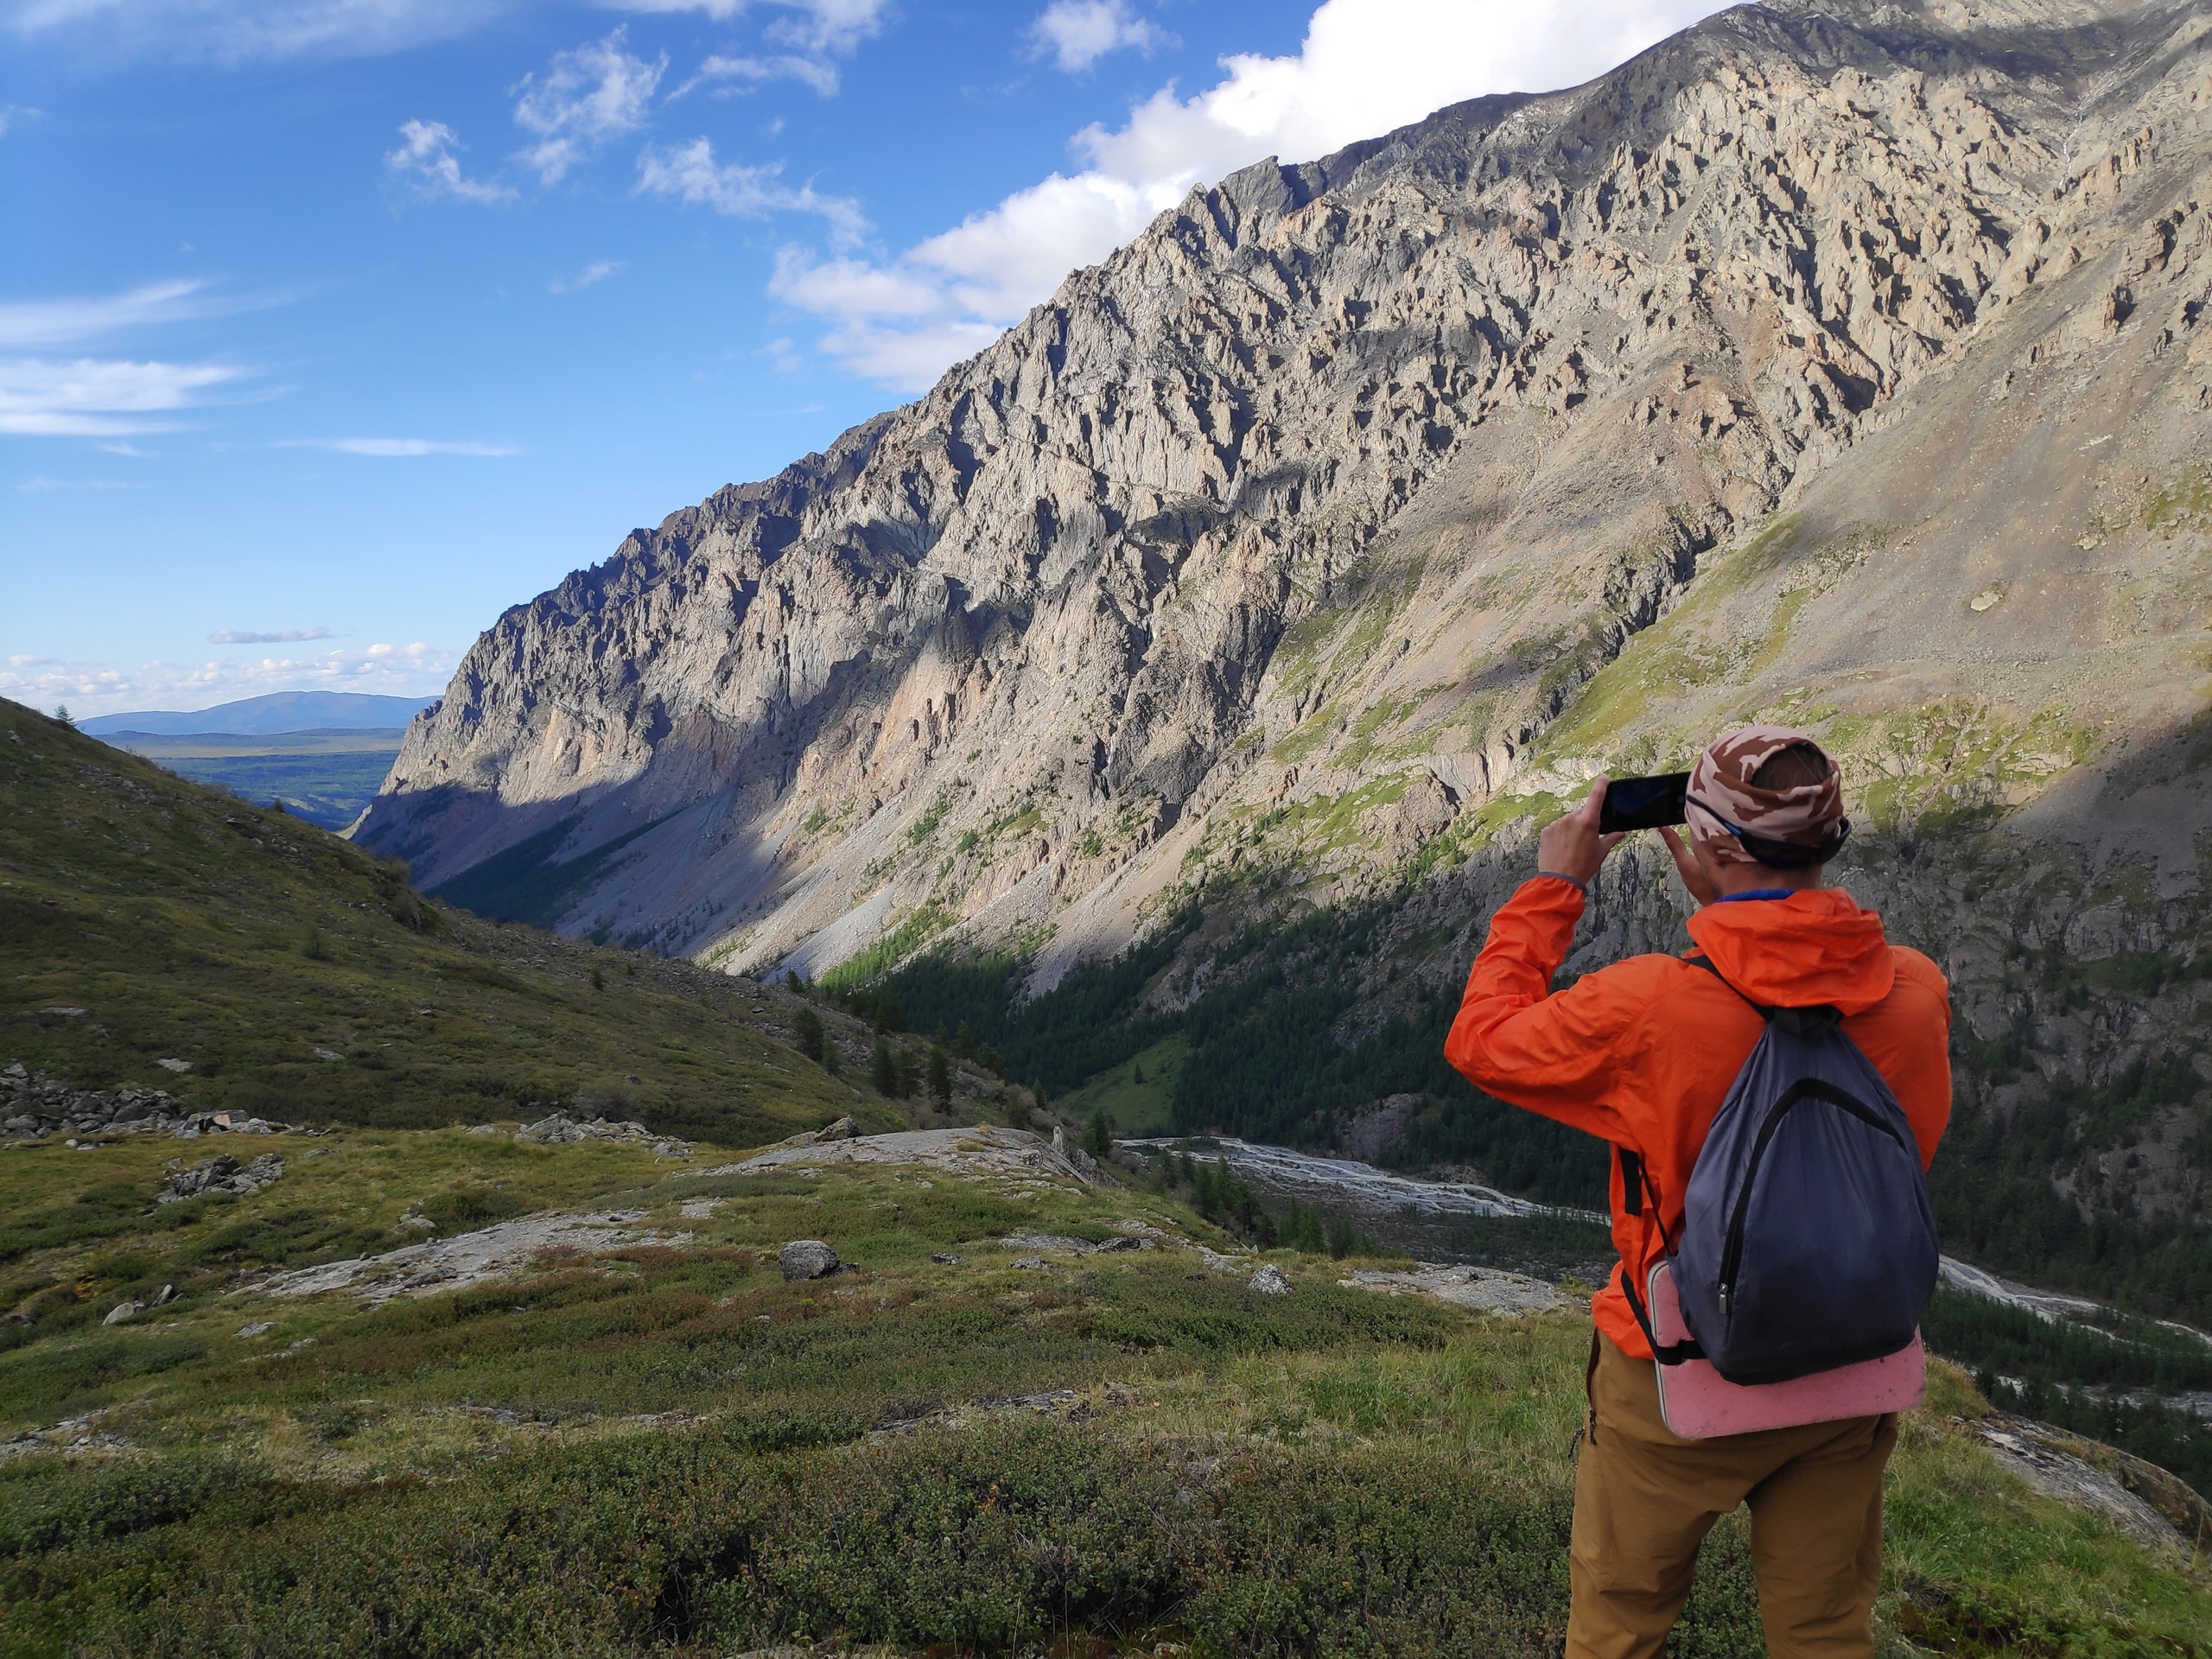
1686, 725, 1846, 867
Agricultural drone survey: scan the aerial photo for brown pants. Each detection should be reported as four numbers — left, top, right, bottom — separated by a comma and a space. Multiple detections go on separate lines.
1568, 1333, 1897, 1659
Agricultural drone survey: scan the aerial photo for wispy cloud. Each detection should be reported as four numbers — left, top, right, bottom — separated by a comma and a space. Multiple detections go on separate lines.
550, 259, 626, 294
0, 355, 245, 436
513, 29, 664, 184
626, 0, 887, 98
5, 0, 507, 63
209, 626, 332, 643
608, 0, 892, 54
16, 474, 149, 492
638, 138, 866, 246
385, 118, 512, 204
2, 639, 454, 718
0, 277, 274, 350
278, 436, 521, 456
673, 52, 841, 99
0, 104, 41, 136
1026, 0, 1164, 73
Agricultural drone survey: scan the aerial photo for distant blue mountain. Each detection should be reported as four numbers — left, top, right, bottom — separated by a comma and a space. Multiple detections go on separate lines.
79, 691, 435, 737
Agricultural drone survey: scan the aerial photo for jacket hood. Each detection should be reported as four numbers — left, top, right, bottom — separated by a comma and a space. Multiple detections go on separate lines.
1684, 887, 1895, 1014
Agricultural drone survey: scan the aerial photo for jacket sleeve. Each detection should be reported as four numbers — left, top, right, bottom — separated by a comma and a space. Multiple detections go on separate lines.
1444, 876, 1649, 1146
1889, 947, 1955, 1168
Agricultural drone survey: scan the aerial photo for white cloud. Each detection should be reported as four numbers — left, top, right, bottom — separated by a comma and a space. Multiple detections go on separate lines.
608, 0, 891, 52
1027, 0, 1162, 73
673, 52, 842, 99
6, 0, 505, 62
278, 437, 521, 456
0, 104, 41, 135
777, 0, 1725, 387
0, 278, 270, 349
513, 29, 665, 184
0, 355, 244, 436
550, 259, 626, 294
638, 138, 867, 247
759, 0, 888, 54
2, 640, 454, 717
385, 119, 512, 204
209, 626, 332, 643
15, 474, 148, 492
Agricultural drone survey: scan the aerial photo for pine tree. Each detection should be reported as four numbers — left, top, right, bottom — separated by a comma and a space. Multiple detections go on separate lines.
792, 1008, 825, 1063
873, 1034, 898, 1096
928, 1046, 951, 1108
820, 1037, 842, 1077
1084, 1110, 1113, 1160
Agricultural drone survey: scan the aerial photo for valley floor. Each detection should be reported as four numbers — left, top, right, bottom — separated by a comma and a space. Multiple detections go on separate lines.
3, 1124, 2209, 1656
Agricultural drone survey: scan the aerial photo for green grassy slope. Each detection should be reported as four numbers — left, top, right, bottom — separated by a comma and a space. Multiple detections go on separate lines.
1, 1141, 2205, 1656
0, 699, 872, 1143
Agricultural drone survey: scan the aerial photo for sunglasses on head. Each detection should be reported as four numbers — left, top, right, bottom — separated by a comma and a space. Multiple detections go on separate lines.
1687, 795, 1852, 868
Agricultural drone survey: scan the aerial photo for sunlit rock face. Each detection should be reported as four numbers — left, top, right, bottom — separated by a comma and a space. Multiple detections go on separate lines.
362, 0, 2212, 1027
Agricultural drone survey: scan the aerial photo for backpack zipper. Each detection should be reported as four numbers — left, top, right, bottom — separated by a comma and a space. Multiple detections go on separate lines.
1716, 1078, 1910, 1321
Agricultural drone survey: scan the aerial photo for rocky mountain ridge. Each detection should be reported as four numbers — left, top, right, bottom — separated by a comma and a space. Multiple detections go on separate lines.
363, 0, 2212, 1300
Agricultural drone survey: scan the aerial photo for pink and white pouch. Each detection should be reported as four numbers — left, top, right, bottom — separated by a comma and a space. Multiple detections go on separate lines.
1645, 1260, 1925, 1439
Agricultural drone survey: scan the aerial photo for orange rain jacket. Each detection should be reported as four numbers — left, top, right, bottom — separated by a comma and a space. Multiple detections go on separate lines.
1444, 877, 1952, 1360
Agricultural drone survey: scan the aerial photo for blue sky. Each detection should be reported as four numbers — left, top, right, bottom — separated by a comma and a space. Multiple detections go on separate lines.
1, 0, 1719, 716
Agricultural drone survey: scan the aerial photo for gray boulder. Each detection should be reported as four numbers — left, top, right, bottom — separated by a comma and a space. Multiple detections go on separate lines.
1249, 1264, 1294, 1296
157, 1152, 285, 1205
778, 1239, 840, 1281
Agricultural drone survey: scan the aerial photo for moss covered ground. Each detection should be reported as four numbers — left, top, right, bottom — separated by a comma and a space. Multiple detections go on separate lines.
3, 1135, 2209, 1656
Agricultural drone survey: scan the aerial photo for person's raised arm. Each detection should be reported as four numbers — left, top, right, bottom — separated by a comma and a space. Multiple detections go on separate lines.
1445, 781, 1642, 1142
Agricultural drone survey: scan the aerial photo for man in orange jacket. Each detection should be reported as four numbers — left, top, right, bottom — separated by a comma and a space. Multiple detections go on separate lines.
1445, 727, 1950, 1659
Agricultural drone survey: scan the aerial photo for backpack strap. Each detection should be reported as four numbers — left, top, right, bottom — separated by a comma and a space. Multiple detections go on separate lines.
1614, 1144, 1704, 1362
1621, 1262, 1706, 1366
1687, 953, 1843, 1039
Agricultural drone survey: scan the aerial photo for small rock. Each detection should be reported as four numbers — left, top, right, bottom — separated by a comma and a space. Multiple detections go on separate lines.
931, 1252, 963, 1265
103, 1300, 144, 1325
1249, 1264, 1294, 1296
151, 1284, 174, 1306
1013, 1256, 1050, 1271
778, 1239, 841, 1281
312, 1048, 341, 1063
39, 1007, 87, 1019
236, 1321, 274, 1339
156, 1058, 193, 1073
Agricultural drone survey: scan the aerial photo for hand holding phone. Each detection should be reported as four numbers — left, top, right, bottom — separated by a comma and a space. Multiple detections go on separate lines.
1597, 772, 1690, 834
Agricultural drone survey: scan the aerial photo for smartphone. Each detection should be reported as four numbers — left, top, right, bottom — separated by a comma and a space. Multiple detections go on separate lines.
1599, 772, 1691, 833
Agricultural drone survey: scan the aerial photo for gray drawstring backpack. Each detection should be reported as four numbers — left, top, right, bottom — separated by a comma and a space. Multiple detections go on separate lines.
1624, 957, 1939, 1387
